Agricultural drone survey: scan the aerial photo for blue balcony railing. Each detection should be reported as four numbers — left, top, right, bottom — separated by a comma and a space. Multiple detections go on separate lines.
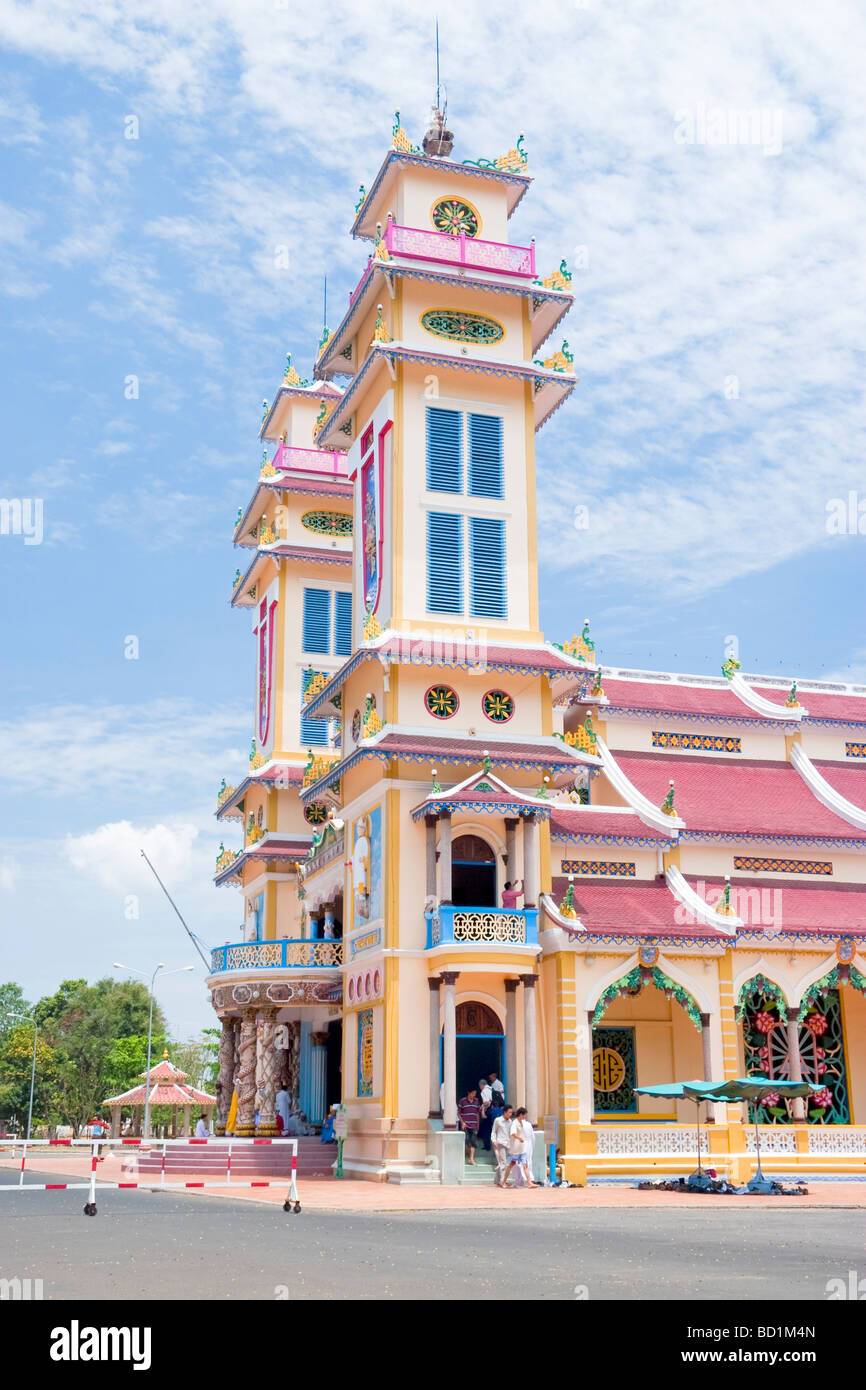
210, 939, 342, 974
425, 906, 539, 949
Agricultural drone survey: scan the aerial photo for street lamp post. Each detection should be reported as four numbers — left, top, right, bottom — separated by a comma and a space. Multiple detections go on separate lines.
112, 963, 195, 1139
5, 1012, 38, 1141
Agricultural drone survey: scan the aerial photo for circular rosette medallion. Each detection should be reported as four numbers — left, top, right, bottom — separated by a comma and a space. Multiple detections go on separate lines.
431, 197, 480, 238
482, 689, 514, 723
424, 684, 459, 719
304, 802, 328, 825
592, 1046, 626, 1093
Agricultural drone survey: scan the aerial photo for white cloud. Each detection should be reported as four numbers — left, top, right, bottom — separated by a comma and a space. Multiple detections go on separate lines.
64, 818, 200, 894
0, 855, 19, 892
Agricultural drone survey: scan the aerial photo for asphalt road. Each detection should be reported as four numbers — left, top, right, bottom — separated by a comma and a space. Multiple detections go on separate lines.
1, 1173, 863, 1300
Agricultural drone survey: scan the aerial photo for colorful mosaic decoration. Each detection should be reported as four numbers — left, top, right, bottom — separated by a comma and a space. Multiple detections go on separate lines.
463, 133, 528, 174
593, 966, 703, 1031
733, 855, 833, 876
304, 802, 328, 825
562, 860, 636, 877
301, 510, 353, 537
431, 197, 480, 238
592, 1027, 637, 1113
845, 743, 866, 757
482, 689, 514, 723
535, 341, 573, 373
538, 259, 572, 291
425, 684, 459, 719
420, 308, 505, 345
652, 731, 742, 752
357, 1007, 374, 1097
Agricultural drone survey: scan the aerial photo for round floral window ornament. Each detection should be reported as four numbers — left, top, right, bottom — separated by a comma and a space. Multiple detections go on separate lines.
425, 684, 459, 719
304, 802, 328, 825
421, 308, 504, 345
431, 197, 480, 238
482, 690, 514, 724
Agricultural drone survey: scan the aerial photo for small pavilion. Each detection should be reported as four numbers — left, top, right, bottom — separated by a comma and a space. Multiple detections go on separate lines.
103, 1050, 216, 1138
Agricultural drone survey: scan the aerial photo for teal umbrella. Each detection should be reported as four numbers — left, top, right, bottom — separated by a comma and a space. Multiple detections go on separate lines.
698, 1076, 822, 1192
634, 1080, 717, 1182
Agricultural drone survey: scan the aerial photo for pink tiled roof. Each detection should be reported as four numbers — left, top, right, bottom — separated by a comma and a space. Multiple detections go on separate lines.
550, 874, 726, 939
613, 752, 866, 841
365, 733, 585, 769
138, 1059, 189, 1082
551, 806, 673, 843
600, 679, 768, 721
812, 761, 866, 808
756, 687, 866, 723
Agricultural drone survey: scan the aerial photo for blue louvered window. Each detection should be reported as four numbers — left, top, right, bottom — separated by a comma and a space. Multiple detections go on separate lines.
300, 671, 331, 747
302, 588, 332, 654
426, 406, 462, 493
427, 511, 463, 614
468, 413, 503, 499
334, 590, 353, 657
469, 516, 507, 619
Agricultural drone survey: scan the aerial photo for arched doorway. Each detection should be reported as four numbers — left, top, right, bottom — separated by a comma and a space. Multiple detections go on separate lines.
442, 1001, 506, 1100
452, 834, 497, 907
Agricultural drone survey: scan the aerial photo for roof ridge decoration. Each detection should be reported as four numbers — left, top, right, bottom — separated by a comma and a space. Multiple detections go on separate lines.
370, 303, 392, 347
283, 353, 309, 387
541, 890, 586, 934
660, 779, 677, 817
536, 259, 573, 291
665, 865, 740, 937
249, 739, 268, 770
260, 448, 278, 480
534, 340, 573, 373
392, 110, 421, 154
790, 742, 866, 832
463, 132, 529, 174
595, 735, 687, 833
559, 712, 598, 755
373, 223, 391, 262
555, 618, 597, 665
728, 670, 808, 721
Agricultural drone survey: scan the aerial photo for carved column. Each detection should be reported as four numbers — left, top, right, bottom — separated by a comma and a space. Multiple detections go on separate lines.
309, 913, 320, 941
234, 1012, 258, 1137
439, 812, 453, 906
308, 1031, 328, 1126
786, 1006, 806, 1121
523, 815, 540, 908
521, 973, 539, 1124
504, 818, 519, 885
426, 815, 438, 899
257, 1007, 279, 1135
322, 903, 335, 940
505, 979, 519, 1103
428, 977, 442, 1117
441, 971, 459, 1127
215, 1019, 234, 1134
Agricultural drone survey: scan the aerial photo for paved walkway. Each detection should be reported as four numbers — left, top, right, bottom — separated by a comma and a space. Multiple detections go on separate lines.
2, 1150, 864, 1210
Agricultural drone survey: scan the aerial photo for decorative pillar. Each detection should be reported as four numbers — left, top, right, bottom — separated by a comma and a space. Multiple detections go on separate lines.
309, 913, 320, 940
428, 977, 442, 1117
520, 973, 539, 1124
504, 818, 519, 885
523, 815, 539, 908
439, 812, 453, 905
505, 979, 519, 1103
322, 903, 335, 940
256, 1007, 279, 1135
425, 815, 438, 899
235, 1012, 258, 1137
182, 1105, 191, 1138
786, 1007, 806, 1121
441, 971, 459, 1127
110, 1107, 121, 1139
308, 1031, 328, 1126
215, 1018, 234, 1135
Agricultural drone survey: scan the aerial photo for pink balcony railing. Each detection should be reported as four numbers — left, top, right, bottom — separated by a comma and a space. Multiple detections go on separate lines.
385, 222, 536, 277
270, 443, 348, 476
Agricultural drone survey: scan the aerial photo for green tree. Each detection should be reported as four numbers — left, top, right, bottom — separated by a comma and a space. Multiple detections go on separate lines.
0, 1024, 60, 1129
0, 982, 31, 1045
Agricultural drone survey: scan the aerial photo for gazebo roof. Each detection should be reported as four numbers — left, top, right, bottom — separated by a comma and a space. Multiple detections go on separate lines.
103, 1050, 216, 1108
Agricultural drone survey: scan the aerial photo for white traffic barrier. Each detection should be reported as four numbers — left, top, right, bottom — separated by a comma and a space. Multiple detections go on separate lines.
0, 1137, 301, 1215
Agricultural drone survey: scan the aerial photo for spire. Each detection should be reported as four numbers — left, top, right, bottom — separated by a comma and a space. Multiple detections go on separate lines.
422, 19, 453, 157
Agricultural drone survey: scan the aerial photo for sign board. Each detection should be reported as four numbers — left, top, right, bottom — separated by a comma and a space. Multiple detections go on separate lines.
543, 1114, 558, 1146
333, 1107, 349, 1140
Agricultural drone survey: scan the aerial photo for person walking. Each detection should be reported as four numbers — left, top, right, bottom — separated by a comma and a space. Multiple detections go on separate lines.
491, 1104, 513, 1186
478, 1078, 494, 1150
502, 1107, 538, 1188
457, 1087, 482, 1165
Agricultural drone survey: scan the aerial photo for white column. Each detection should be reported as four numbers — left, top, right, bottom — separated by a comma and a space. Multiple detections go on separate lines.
439, 813, 452, 905
429, 977, 442, 1117
521, 973, 539, 1124
523, 815, 539, 908
504, 818, 519, 885
505, 979, 519, 1104
426, 816, 438, 898
442, 971, 459, 1127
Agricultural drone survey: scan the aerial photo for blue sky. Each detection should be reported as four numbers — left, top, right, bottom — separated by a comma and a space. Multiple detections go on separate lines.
1, 1, 864, 1035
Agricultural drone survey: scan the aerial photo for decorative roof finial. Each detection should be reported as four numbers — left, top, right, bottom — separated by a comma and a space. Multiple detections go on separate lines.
482, 749, 491, 775
785, 681, 800, 708
660, 779, 677, 817
423, 105, 454, 158
431, 766, 442, 794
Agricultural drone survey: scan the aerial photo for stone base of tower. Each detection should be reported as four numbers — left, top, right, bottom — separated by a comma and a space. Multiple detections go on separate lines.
340, 1112, 433, 1182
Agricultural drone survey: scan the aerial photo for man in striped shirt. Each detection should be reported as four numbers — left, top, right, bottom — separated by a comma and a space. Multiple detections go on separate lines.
457, 1088, 482, 1165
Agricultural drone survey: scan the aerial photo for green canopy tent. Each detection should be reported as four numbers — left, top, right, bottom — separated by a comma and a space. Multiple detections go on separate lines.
697, 1076, 822, 1193
633, 1080, 718, 1188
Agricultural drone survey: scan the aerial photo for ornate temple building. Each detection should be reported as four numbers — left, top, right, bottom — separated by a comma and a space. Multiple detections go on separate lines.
206, 111, 866, 1182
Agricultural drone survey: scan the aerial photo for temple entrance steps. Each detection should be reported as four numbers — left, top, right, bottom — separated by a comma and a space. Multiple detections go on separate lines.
460, 1147, 498, 1184
119, 1136, 336, 1179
